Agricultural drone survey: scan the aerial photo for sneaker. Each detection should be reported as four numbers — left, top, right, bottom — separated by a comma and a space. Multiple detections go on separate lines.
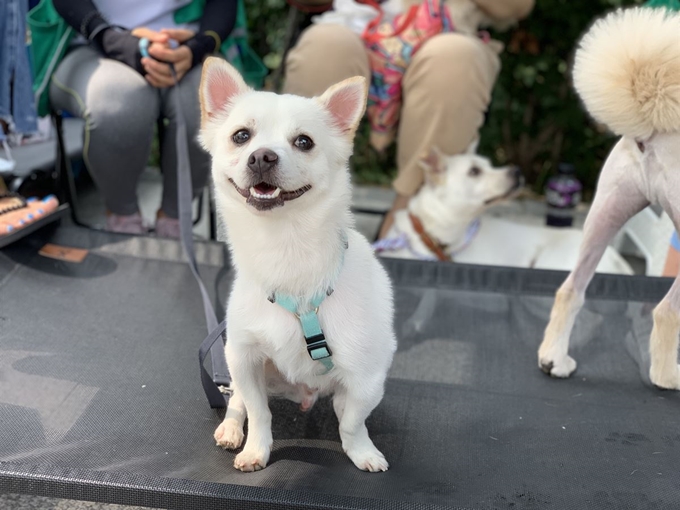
155, 215, 181, 239
105, 212, 148, 234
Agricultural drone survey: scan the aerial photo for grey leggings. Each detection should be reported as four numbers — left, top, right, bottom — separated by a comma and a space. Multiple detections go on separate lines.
50, 46, 210, 218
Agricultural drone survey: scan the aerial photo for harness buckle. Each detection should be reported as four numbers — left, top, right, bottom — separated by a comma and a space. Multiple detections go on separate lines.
305, 332, 332, 360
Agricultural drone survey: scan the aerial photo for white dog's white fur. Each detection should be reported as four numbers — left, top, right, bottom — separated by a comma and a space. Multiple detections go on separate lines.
198, 58, 396, 472
380, 144, 631, 274
538, 7, 680, 387
573, 7, 680, 139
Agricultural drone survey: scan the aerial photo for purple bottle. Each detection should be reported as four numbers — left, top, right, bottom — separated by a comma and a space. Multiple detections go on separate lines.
545, 163, 582, 228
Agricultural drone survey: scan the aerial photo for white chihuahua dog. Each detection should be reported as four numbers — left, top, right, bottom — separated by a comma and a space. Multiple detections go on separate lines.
198, 58, 396, 472
538, 7, 680, 386
377, 144, 631, 273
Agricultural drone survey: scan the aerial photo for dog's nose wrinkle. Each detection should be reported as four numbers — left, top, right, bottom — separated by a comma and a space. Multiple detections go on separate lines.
248, 148, 278, 175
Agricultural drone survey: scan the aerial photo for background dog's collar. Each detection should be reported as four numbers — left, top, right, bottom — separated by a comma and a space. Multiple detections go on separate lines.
409, 213, 450, 261
373, 232, 437, 261
374, 218, 480, 262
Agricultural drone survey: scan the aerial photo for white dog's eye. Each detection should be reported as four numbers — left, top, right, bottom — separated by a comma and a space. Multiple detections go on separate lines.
232, 129, 251, 145
468, 167, 482, 177
293, 135, 314, 152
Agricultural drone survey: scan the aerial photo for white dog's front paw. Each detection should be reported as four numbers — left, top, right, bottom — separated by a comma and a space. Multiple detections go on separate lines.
234, 448, 269, 472
214, 419, 244, 450
346, 445, 389, 472
538, 353, 577, 378
650, 364, 680, 390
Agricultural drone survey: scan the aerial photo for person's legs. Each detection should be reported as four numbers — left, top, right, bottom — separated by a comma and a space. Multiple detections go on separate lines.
379, 34, 501, 238
158, 64, 210, 229
50, 47, 160, 230
284, 24, 370, 98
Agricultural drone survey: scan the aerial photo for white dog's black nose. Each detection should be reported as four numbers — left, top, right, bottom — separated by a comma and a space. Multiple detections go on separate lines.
248, 148, 278, 175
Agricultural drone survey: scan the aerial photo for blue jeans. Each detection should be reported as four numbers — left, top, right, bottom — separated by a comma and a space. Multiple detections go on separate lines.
0, 0, 38, 140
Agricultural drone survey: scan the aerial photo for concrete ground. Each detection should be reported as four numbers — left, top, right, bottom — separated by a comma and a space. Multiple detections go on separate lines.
0, 494, 147, 510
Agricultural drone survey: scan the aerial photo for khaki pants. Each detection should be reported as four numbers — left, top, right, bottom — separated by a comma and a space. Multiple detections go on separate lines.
284, 24, 501, 197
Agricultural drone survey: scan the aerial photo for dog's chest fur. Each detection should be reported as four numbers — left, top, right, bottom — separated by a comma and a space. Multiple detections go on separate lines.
225, 228, 396, 391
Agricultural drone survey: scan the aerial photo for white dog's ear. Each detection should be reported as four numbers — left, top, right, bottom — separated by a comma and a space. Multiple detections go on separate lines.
199, 57, 250, 129
318, 76, 367, 137
419, 146, 446, 185
465, 138, 480, 155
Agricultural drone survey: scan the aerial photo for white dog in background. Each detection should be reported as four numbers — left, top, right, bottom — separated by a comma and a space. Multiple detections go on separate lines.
538, 7, 680, 386
376, 144, 632, 274
198, 58, 396, 472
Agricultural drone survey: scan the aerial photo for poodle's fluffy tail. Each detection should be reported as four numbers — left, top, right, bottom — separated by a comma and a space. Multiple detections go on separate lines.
573, 7, 680, 139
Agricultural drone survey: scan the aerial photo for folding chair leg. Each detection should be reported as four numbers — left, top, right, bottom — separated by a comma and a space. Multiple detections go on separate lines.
194, 190, 204, 226
53, 113, 88, 228
208, 185, 217, 241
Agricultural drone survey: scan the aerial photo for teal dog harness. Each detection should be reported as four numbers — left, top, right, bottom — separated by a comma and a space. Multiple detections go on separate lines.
268, 236, 348, 374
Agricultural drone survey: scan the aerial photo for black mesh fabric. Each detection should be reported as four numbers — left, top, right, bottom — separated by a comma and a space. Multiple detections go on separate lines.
1, 225, 679, 510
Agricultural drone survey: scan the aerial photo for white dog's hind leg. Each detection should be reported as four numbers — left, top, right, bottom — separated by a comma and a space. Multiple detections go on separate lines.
649, 284, 680, 390
338, 382, 389, 472
227, 345, 273, 472
538, 155, 648, 377
214, 389, 246, 450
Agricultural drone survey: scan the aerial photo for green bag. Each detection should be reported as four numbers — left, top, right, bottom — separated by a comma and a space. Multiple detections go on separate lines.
175, 0, 268, 89
644, 0, 680, 10
27, 0, 75, 117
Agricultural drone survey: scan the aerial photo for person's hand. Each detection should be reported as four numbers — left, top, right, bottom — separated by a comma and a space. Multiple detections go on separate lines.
142, 45, 193, 88
143, 29, 196, 88
130, 27, 169, 44
159, 28, 196, 43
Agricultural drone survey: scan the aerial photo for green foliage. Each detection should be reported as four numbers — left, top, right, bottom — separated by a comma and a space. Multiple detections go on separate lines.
244, 0, 289, 70
352, 120, 397, 186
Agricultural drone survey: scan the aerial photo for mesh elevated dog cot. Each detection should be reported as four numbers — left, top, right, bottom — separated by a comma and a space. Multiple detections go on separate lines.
1, 224, 680, 510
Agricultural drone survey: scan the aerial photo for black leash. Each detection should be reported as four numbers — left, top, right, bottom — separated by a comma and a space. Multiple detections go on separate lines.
171, 64, 231, 408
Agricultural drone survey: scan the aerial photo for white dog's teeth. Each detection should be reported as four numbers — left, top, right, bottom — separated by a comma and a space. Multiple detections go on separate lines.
249, 187, 281, 200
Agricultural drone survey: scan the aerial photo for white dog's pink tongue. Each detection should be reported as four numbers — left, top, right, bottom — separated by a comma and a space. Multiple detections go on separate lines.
254, 183, 276, 195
